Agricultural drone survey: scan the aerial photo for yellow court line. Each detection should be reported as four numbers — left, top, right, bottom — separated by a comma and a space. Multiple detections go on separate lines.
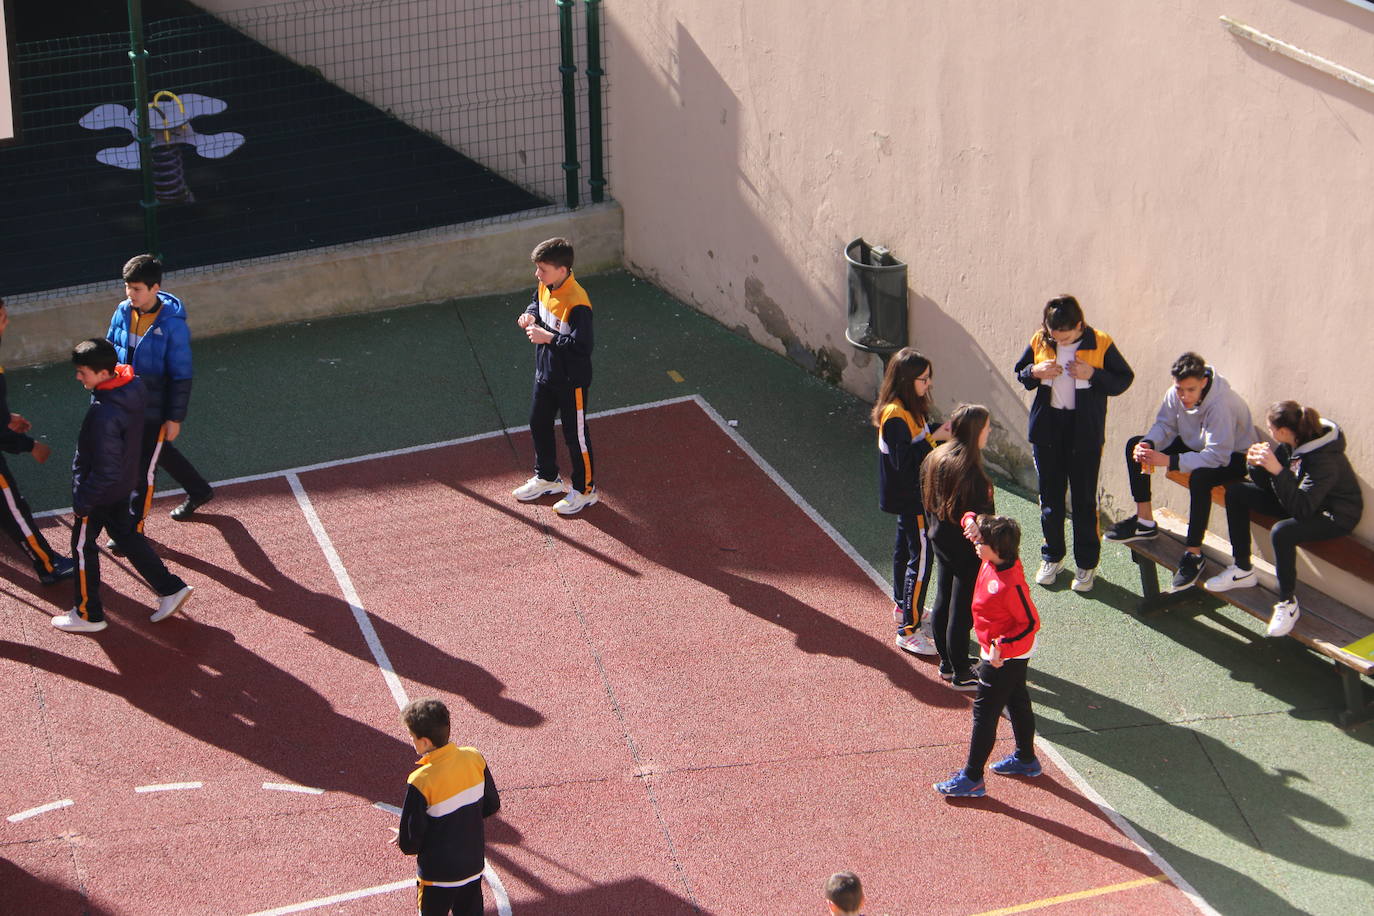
666, 369, 685, 382
967, 874, 1169, 916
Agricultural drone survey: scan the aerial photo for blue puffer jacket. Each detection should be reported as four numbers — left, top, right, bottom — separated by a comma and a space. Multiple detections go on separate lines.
106, 291, 193, 422
72, 366, 147, 516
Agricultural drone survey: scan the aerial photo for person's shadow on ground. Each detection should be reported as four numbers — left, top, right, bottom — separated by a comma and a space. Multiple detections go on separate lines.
156, 511, 543, 728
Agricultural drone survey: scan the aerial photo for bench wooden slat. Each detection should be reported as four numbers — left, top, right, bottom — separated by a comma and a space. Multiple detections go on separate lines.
1163, 470, 1374, 580
1125, 530, 1374, 677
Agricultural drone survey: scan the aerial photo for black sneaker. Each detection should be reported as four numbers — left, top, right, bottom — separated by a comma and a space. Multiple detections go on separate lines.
1169, 551, 1206, 593
170, 492, 214, 521
37, 556, 76, 585
105, 538, 125, 557
950, 672, 981, 692
1104, 517, 1158, 543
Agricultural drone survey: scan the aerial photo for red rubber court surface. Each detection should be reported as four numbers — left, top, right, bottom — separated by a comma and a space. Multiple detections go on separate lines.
1, 397, 1202, 915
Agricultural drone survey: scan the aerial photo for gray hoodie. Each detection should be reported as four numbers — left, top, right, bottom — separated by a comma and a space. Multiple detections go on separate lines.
1143, 368, 1255, 472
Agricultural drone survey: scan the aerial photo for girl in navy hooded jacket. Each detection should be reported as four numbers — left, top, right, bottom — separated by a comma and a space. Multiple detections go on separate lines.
1204, 401, 1364, 637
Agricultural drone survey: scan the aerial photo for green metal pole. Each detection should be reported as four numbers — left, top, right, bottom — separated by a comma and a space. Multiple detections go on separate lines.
127, 0, 159, 256
556, 0, 579, 209
583, 0, 605, 203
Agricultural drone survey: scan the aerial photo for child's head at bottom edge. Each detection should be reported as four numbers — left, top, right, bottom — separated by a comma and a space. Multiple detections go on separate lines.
825, 871, 864, 915
401, 698, 451, 755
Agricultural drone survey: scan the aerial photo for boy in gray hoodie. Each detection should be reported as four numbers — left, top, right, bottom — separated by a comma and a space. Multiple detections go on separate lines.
1105, 352, 1255, 591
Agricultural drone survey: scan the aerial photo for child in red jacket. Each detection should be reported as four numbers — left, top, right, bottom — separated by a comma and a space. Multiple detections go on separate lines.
934, 514, 1043, 798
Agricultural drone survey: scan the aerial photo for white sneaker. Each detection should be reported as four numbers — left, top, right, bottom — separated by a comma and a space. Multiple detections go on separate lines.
1267, 599, 1300, 637
1034, 559, 1063, 586
553, 488, 599, 516
896, 631, 938, 656
1204, 565, 1258, 593
1070, 567, 1096, 592
512, 475, 564, 502
151, 585, 194, 623
52, 611, 107, 633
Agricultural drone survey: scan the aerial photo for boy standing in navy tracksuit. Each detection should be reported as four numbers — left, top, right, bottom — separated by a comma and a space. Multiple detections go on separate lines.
0, 298, 75, 586
511, 237, 598, 516
394, 698, 501, 916
50, 339, 194, 634
106, 255, 214, 538
935, 515, 1043, 798
1013, 295, 1133, 593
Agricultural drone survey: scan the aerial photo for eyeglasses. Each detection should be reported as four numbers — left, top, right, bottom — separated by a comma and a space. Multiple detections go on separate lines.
915, 374, 932, 383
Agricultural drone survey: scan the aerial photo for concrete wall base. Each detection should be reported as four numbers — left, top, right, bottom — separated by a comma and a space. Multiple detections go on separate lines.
7, 203, 624, 368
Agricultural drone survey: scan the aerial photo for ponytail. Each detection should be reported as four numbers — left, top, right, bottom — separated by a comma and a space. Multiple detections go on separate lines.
1267, 400, 1325, 445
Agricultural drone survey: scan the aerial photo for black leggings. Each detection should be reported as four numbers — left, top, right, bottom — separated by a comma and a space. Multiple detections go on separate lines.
1125, 436, 1246, 547
1223, 481, 1351, 600
929, 519, 979, 676
965, 657, 1036, 781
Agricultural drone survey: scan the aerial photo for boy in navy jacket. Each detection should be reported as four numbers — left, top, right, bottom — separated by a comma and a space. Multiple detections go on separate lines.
107, 255, 214, 535
0, 297, 74, 586
51, 339, 193, 634
394, 698, 500, 916
511, 238, 598, 516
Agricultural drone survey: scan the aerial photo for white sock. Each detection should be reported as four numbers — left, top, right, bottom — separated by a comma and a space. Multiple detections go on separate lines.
1138, 518, 1156, 528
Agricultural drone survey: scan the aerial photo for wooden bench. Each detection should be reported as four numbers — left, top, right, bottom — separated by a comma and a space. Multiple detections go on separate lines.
1124, 470, 1374, 727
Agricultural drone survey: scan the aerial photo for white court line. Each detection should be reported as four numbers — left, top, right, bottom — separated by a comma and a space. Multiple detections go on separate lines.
242, 879, 414, 915
691, 396, 1216, 916
7, 798, 73, 822
262, 782, 324, 795
135, 782, 203, 793
484, 860, 513, 916
374, 801, 402, 815
287, 472, 409, 711
32, 395, 702, 520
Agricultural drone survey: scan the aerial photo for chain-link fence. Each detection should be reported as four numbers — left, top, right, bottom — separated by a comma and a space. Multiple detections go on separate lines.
1, 0, 610, 297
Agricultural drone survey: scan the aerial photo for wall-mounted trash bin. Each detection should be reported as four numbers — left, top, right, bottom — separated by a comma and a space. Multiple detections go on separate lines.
844, 238, 907, 355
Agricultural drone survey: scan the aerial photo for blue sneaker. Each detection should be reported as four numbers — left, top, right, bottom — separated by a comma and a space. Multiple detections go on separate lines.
933, 771, 985, 797
990, 754, 1043, 778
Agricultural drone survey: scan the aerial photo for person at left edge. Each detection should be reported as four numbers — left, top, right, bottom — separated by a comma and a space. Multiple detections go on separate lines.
106, 254, 214, 540
0, 297, 75, 586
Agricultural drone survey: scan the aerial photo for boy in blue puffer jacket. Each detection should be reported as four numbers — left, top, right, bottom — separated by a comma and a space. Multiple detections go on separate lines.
106, 255, 214, 537
51, 339, 193, 634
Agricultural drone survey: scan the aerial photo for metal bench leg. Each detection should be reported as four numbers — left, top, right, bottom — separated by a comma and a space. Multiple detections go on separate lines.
1336, 667, 1374, 728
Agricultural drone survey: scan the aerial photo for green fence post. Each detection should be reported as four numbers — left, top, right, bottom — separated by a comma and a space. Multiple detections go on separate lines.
556, 0, 580, 209
583, 0, 605, 203
126, 0, 159, 257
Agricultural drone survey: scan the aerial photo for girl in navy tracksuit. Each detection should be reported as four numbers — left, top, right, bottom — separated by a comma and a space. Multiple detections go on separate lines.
872, 349, 950, 656
1012, 295, 1133, 593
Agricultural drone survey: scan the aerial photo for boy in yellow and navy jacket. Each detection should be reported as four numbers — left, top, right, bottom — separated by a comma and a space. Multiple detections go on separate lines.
511, 237, 598, 516
395, 698, 501, 916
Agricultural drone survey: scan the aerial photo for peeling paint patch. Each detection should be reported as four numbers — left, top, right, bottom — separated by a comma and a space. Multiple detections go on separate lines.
744, 275, 847, 384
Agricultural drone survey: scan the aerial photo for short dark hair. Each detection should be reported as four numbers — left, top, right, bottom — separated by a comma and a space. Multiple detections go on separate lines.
72, 338, 118, 373
401, 698, 451, 747
122, 254, 163, 287
531, 237, 574, 270
1170, 351, 1208, 382
824, 872, 863, 914
976, 514, 1022, 564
